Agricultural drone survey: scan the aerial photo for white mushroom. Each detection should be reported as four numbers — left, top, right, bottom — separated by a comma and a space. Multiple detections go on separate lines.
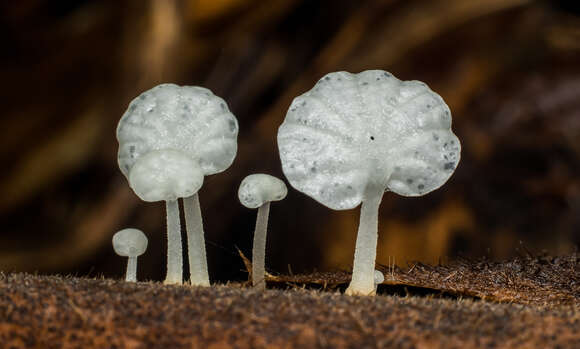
117, 83, 238, 285
374, 270, 384, 293
277, 70, 460, 296
238, 174, 287, 290
113, 228, 148, 282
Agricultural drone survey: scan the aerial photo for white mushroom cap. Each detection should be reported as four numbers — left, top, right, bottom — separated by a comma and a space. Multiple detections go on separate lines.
128, 149, 204, 202
374, 270, 384, 285
117, 84, 238, 200
113, 228, 148, 257
238, 174, 288, 209
277, 70, 460, 210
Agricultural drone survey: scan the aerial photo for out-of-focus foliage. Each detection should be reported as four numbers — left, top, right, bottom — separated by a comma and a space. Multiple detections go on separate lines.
0, 0, 579, 282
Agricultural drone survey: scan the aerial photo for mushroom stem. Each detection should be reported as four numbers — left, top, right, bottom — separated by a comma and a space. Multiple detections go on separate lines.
183, 194, 210, 286
252, 202, 271, 290
126, 256, 137, 282
165, 199, 183, 284
345, 191, 384, 296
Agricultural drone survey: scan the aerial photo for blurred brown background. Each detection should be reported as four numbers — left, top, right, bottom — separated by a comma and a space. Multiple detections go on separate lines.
1, 0, 579, 282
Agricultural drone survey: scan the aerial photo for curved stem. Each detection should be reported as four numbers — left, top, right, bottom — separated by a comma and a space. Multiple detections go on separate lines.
165, 199, 183, 284
345, 191, 384, 296
183, 194, 210, 286
252, 202, 270, 290
126, 256, 137, 282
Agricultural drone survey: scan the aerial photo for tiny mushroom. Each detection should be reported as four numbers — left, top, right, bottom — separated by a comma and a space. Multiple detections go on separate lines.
374, 270, 384, 293
113, 228, 148, 282
117, 83, 238, 285
238, 174, 287, 290
277, 70, 461, 295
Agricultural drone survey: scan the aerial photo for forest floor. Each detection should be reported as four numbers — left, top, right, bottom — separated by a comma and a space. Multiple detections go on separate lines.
1, 253, 579, 348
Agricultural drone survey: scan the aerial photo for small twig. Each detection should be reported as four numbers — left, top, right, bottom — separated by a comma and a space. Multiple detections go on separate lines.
443, 271, 458, 282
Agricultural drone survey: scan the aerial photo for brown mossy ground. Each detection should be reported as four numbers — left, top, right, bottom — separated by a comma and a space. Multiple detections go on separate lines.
1, 253, 579, 348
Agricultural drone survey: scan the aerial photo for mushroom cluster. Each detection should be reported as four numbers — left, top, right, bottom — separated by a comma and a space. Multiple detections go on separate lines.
277, 70, 461, 295
117, 83, 238, 285
113, 71, 460, 297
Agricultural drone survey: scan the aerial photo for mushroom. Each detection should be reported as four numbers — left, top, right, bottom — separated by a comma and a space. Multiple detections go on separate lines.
112, 228, 148, 282
277, 70, 460, 295
374, 270, 384, 294
117, 84, 238, 285
238, 174, 287, 290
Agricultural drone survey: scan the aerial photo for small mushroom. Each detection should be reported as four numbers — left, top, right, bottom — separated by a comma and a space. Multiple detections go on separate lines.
374, 270, 384, 293
113, 228, 148, 282
117, 84, 238, 285
277, 70, 461, 295
238, 174, 287, 290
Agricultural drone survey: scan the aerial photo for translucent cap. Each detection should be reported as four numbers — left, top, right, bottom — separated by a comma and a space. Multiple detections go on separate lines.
374, 270, 385, 285
277, 70, 461, 210
117, 84, 238, 201
113, 228, 148, 257
238, 174, 288, 209
128, 149, 203, 202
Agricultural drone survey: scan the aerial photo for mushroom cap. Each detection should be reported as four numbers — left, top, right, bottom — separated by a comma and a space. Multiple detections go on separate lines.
238, 174, 288, 209
277, 70, 461, 210
117, 83, 238, 192
128, 149, 204, 202
374, 270, 385, 285
112, 228, 148, 257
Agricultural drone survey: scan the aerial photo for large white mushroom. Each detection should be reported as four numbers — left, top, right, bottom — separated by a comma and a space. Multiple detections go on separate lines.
238, 174, 287, 290
277, 70, 461, 296
117, 83, 238, 285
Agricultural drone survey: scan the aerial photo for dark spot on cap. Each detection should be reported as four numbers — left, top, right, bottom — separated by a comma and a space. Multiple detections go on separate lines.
139, 94, 146, 100
228, 119, 237, 132
310, 167, 316, 173
362, 82, 369, 86
418, 184, 425, 190
370, 136, 375, 141
444, 162, 455, 170
433, 134, 439, 141
220, 103, 226, 110
347, 185, 353, 190
302, 101, 306, 106
129, 145, 135, 154
426, 104, 431, 109
406, 179, 414, 184
325, 76, 330, 81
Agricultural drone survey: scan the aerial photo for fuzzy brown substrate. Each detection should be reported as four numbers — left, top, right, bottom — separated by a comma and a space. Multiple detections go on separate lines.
1, 254, 579, 348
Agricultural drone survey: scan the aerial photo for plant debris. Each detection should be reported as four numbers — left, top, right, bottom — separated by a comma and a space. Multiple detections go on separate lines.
267, 252, 580, 306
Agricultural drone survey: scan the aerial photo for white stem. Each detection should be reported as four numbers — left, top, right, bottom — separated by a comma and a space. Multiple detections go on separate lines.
252, 202, 270, 290
126, 256, 137, 282
165, 199, 183, 284
183, 194, 210, 286
345, 191, 384, 296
